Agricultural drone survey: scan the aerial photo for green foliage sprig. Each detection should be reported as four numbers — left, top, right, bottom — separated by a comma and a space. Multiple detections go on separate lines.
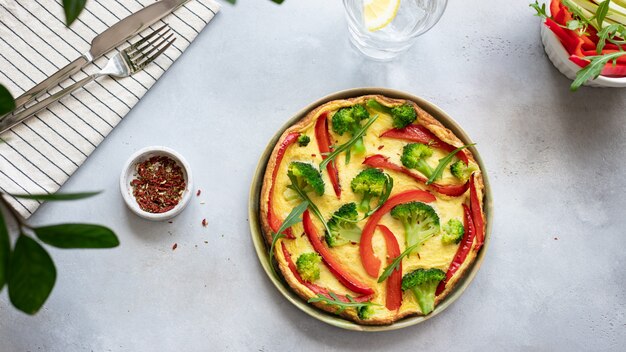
0, 192, 119, 315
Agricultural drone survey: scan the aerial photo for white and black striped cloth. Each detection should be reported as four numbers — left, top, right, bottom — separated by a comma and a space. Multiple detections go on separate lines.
0, 0, 219, 218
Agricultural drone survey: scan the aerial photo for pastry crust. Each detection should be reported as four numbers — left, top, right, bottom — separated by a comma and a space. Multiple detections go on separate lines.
260, 95, 486, 325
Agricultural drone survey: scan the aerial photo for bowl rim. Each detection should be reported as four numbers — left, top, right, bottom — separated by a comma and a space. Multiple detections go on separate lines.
247, 87, 494, 331
120, 146, 193, 221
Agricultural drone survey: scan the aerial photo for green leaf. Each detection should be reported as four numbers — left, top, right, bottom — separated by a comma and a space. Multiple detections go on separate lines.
319, 114, 379, 171
426, 144, 475, 185
378, 242, 419, 283
225, 0, 235, 3
0, 84, 15, 115
596, 0, 611, 28
10, 191, 101, 201
8, 235, 56, 315
0, 207, 10, 291
571, 51, 626, 90
269, 201, 309, 277
566, 20, 582, 30
270, 0, 285, 4
62, 0, 87, 26
529, 1, 549, 18
34, 224, 119, 249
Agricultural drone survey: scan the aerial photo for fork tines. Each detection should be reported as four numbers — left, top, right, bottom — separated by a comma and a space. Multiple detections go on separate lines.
126, 24, 177, 71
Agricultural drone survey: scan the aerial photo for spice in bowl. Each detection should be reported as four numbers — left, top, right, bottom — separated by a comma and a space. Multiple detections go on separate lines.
130, 156, 186, 213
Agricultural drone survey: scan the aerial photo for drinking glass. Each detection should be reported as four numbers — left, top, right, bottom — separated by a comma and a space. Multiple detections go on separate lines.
343, 0, 448, 60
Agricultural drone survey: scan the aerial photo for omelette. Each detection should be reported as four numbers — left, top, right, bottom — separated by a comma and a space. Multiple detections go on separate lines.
260, 95, 486, 325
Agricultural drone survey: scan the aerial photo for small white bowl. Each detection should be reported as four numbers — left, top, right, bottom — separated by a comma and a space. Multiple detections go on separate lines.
120, 146, 193, 221
541, 18, 626, 88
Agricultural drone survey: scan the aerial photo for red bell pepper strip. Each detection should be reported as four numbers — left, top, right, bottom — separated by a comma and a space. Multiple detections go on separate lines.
545, 18, 583, 57
281, 243, 373, 302
360, 189, 436, 278
550, 0, 561, 21
377, 225, 402, 311
469, 173, 485, 250
380, 125, 469, 164
363, 155, 469, 197
303, 210, 374, 295
582, 50, 626, 64
315, 112, 341, 198
435, 204, 475, 296
570, 54, 626, 77
569, 55, 589, 68
268, 132, 300, 239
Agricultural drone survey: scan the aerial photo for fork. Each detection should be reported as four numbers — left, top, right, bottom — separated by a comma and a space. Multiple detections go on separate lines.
0, 24, 176, 135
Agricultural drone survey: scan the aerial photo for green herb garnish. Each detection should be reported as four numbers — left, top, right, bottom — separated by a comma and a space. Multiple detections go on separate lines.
308, 292, 378, 316
319, 114, 379, 172
426, 144, 475, 185
268, 201, 309, 277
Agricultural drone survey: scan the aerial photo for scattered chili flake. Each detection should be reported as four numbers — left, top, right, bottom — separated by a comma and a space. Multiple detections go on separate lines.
202, 218, 208, 227
196, 189, 202, 196
311, 154, 316, 158
378, 145, 384, 150
554, 237, 558, 240
172, 243, 178, 250
130, 156, 186, 214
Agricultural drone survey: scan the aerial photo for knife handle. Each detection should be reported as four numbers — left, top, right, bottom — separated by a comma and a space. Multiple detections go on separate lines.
0, 74, 96, 135
1, 55, 90, 120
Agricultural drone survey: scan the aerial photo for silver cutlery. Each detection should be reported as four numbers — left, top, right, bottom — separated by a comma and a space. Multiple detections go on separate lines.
0, 25, 176, 135
0, 0, 189, 120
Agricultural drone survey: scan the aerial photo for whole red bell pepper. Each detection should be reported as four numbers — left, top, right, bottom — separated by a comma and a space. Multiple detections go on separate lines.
436, 204, 475, 296
303, 210, 374, 295
469, 173, 485, 250
281, 243, 373, 302
360, 189, 436, 277
315, 112, 341, 198
268, 132, 300, 239
380, 125, 469, 164
363, 155, 469, 197
378, 225, 402, 310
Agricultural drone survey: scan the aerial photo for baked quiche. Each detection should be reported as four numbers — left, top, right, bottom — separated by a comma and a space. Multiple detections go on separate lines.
260, 94, 486, 325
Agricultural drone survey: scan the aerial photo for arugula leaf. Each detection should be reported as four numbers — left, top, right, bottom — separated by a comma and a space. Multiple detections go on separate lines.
286, 174, 333, 236
426, 144, 475, 185
332, 174, 394, 223
596, 0, 611, 29
571, 51, 626, 91
567, 20, 583, 31
596, 23, 626, 53
62, 0, 87, 26
268, 201, 308, 277
319, 115, 379, 172
0, 84, 15, 116
0, 207, 9, 291
378, 242, 420, 283
308, 293, 377, 314
8, 234, 56, 315
10, 192, 101, 201
530, 0, 550, 18
34, 224, 119, 249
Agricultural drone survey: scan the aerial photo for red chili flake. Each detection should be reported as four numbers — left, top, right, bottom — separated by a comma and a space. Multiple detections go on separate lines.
378, 145, 384, 150
311, 154, 316, 158
172, 243, 178, 250
196, 189, 202, 196
130, 156, 186, 214
202, 218, 208, 227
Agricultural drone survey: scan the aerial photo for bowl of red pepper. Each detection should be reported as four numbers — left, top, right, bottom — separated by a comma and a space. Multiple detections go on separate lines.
120, 146, 193, 221
535, 0, 626, 90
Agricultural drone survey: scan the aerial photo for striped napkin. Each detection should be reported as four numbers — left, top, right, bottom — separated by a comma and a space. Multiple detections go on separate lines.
0, 0, 219, 218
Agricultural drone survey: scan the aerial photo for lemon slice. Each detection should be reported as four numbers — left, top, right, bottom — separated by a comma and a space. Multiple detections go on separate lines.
363, 0, 401, 32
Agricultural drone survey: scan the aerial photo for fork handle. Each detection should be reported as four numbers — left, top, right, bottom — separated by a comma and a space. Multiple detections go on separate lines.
0, 74, 96, 135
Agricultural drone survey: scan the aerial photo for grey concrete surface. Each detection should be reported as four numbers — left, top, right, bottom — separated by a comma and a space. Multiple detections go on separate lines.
1, 0, 625, 351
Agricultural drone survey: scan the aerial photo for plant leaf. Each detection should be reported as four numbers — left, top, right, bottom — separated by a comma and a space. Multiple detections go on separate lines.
596, 0, 611, 28
0, 206, 10, 291
34, 224, 119, 249
0, 84, 15, 115
426, 144, 475, 185
271, 0, 285, 4
571, 51, 626, 90
268, 201, 309, 276
8, 235, 56, 315
10, 191, 101, 201
62, 0, 87, 26
378, 242, 419, 283
319, 115, 379, 171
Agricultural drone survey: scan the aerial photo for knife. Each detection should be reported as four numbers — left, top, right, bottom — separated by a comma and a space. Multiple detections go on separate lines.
1, 0, 188, 120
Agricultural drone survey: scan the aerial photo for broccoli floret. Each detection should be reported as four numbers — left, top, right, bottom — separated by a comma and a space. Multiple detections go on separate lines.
350, 168, 388, 213
296, 252, 322, 282
450, 160, 478, 183
297, 134, 311, 147
357, 304, 375, 320
287, 162, 325, 196
401, 268, 446, 315
401, 143, 434, 178
325, 203, 362, 247
390, 202, 440, 253
442, 219, 464, 244
331, 104, 370, 160
366, 99, 417, 129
